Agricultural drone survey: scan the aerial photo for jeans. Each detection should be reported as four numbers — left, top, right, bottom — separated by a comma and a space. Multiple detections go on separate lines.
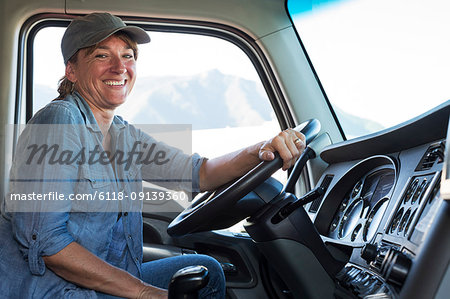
98, 254, 226, 298
141, 254, 226, 298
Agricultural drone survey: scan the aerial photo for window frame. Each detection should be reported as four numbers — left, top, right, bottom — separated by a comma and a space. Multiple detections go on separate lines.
285, 0, 346, 141
20, 13, 295, 131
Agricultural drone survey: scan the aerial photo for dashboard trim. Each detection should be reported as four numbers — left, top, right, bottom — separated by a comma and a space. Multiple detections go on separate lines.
320, 101, 450, 164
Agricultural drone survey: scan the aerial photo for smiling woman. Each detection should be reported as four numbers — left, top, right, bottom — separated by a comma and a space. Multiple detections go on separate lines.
65, 35, 138, 114
2, 13, 227, 298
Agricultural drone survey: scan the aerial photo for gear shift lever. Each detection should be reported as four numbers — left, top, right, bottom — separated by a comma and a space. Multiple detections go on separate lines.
168, 265, 209, 299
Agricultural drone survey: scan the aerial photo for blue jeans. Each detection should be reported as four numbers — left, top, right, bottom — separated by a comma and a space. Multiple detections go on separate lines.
141, 254, 226, 298
96, 218, 225, 298
97, 254, 226, 298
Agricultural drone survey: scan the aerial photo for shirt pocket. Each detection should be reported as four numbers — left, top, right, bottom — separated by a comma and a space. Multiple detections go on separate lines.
72, 165, 118, 213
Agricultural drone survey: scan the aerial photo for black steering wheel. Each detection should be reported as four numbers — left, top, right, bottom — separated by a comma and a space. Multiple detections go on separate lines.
167, 119, 321, 236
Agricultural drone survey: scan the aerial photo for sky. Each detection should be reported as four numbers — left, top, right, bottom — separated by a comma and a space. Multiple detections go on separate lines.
290, 0, 450, 127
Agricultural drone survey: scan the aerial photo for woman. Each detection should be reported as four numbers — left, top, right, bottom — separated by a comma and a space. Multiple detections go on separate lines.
0, 13, 305, 298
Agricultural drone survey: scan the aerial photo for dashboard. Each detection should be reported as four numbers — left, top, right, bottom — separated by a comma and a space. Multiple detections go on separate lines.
306, 102, 450, 298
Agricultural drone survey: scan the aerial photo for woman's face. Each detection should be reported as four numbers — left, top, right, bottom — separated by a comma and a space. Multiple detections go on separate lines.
66, 35, 136, 110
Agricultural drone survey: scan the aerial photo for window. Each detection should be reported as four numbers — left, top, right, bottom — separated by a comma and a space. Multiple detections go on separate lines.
288, 0, 450, 139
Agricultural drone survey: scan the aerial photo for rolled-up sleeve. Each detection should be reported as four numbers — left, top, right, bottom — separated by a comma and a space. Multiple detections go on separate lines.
191, 153, 207, 192
11, 212, 75, 275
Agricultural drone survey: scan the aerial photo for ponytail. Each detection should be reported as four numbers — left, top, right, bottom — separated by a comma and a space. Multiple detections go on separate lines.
54, 53, 78, 101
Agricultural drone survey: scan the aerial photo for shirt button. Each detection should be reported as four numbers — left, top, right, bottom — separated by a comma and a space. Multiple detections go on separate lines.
135, 257, 139, 262
124, 212, 128, 216
128, 234, 132, 239
32, 234, 37, 240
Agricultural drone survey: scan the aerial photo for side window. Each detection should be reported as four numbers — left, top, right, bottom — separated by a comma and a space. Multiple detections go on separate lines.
33, 26, 285, 183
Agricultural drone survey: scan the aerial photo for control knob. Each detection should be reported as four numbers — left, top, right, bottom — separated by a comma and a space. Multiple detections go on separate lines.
361, 243, 378, 264
380, 248, 411, 287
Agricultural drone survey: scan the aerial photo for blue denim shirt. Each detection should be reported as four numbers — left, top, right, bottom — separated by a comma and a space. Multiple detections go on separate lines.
0, 92, 204, 298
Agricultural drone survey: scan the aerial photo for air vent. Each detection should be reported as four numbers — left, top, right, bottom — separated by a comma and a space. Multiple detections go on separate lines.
415, 141, 445, 171
309, 175, 334, 212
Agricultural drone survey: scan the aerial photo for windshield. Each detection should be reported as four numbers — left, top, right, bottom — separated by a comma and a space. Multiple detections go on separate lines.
287, 0, 450, 139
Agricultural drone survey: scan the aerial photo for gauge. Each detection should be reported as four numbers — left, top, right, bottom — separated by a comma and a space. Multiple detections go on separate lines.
351, 224, 362, 241
330, 216, 340, 233
390, 207, 404, 233
404, 179, 419, 203
338, 196, 350, 213
398, 208, 411, 234
412, 179, 428, 204
351, 180, 363, 198
329, 196, 350, 234
404, 208, 417, 236
339, 199, 364, 239
363, 197, 389, 242
369, 171, 394, 203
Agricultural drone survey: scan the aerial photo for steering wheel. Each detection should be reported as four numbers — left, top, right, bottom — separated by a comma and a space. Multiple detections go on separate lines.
167, 119, 321, 236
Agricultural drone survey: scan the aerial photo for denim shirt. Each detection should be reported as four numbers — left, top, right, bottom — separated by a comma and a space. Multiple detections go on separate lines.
0, 92, 204, 298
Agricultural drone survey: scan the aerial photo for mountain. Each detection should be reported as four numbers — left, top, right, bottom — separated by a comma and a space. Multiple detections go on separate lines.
117, 69, 272, 130
34, 69, 383, 136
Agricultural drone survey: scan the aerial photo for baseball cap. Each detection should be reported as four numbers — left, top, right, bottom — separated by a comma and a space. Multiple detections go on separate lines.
61, 12, 150, 64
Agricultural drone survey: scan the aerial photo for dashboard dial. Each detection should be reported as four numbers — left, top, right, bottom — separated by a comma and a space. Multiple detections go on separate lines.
363, 197, 389, 241
339, 198, 364, 239
390, 207, 404, 233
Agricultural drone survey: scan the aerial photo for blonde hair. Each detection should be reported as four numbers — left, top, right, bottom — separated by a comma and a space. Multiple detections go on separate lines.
55, 32, 138, 100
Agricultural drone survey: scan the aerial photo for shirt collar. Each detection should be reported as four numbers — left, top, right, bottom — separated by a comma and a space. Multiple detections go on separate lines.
71, 91, 126, 132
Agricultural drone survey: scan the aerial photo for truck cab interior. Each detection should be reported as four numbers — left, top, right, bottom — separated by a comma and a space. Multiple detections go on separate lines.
1, 0, 449, 298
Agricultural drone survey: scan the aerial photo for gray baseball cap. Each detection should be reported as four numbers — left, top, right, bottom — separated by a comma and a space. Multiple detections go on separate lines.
61, 12, 150, 64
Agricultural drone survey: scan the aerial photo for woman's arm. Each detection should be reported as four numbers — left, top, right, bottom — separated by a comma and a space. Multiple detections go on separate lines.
199, 129, 305, 191
43, 242, 167, 299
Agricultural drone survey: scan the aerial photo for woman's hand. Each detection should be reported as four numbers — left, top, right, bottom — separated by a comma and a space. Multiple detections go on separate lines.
258, 128, 306, 170
199, 128, 306, 191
